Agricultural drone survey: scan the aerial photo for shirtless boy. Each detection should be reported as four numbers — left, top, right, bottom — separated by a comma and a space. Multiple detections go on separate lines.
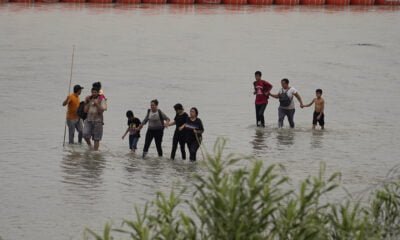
303, 89, 325, 129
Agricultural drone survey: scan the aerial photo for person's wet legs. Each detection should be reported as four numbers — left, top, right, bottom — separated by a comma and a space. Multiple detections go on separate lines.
287, 109, 295, 128
154, 129, 164, 157
67, 119, 76, 144
75, 119, 83, 144
255, 104, 261, 126
188, 140, 200, 161
143, 130, 154, 158
258, 104, 267, 127
278, 108, 286, 128
178, 137, 186, 160
170, 132, 179, 160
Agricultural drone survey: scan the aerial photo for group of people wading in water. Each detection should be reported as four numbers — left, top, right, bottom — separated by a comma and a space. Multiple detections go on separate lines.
253, 71, 325, 130
63, 82, 204, 161
63, 71, 324, 161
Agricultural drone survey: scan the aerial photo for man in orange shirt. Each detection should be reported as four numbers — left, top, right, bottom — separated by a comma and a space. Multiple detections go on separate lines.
63, 85, 84, 144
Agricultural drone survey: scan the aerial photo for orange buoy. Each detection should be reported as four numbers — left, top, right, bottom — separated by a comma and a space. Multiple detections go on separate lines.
116, 0, 140, 3
350, 0, 374, 4
35, 0, 59, 2
375, 0, 400, 4
325, 0, 349, 4
222, 0, 247, 4
195, 0, 221, 3
60, 0, 86, 2
300, 0, 324, 4
274, 0, 299, 4
248, 0, 273, 4
168, 0, 194, 3
9, 0, 34, 2
87, 0, 112, 3
142, 0, 167, 3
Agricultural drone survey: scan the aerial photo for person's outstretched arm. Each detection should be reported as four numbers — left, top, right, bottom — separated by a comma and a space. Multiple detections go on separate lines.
294, 92, 304, 108
139, 113, 149, 130
303, 98, 315, 108
161, 111, 170, 128
269, 92, 279, 98
122, 128, 129, 139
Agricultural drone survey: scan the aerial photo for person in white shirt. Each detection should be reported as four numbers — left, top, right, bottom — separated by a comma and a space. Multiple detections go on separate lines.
270, 78, 304, 128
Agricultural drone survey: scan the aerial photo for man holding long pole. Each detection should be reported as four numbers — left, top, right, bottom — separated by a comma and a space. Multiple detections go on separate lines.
62, 84, 84, 144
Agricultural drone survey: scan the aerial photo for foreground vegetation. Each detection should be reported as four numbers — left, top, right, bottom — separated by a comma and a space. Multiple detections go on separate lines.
85, 139, 400, 240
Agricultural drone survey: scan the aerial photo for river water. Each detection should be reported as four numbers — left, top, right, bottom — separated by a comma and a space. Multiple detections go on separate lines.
0, 4, 399, 239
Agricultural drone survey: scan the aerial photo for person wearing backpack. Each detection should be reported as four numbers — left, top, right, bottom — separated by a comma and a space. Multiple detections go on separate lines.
270, 78, 304, 128
62, 84, 84, 144
138, 99, 170, 159
77, 101, 87, 121
253, 71, 273, 127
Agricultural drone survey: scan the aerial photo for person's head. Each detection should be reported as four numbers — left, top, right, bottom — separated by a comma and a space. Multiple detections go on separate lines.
126, 110, 134, 119
173, 103, 184, 114
255, 71, 262, 81
92, 82, 102, 90
316, 89, 323, 98
150, 99, 159, 111
281, 78, 289, 89
190, 107, 198, 118
73, 85, 84, 95
91, 87, 99, 98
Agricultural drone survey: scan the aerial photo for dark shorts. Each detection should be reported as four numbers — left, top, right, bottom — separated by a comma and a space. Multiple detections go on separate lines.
313, 111, 325, 126
83, 121, 103, 141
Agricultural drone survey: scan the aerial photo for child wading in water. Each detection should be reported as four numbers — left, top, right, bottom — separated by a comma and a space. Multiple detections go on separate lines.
303, 89, 325, 129
122, 111, 141, 152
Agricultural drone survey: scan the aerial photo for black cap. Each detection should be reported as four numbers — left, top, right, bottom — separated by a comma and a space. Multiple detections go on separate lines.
73, 85, 84, 93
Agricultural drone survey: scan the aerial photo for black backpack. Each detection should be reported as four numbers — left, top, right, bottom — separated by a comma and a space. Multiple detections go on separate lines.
77, 101, 87, 120
279, 88, 292, 107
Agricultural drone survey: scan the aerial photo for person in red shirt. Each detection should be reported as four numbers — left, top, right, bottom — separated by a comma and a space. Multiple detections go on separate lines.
253, 71, 273, 127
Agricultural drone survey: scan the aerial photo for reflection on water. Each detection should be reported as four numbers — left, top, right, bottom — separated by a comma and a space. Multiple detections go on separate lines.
310, 129, 325, 149
276, 129, 296, 147
61, 147, 106, 200
251, 128, 269, 156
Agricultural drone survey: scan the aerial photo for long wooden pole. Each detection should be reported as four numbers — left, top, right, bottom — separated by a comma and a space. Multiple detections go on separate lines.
63, 45, 76, 147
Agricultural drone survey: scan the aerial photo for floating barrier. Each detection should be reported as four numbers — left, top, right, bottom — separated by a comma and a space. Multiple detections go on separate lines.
351, 0, 374, 4
1, 0, 400, 4
300, 0, 325, 4
36, 0, 59, 2
60, 0, 86, 2
274, 0, 299, 4
9, 0, 34, 2
116, 0, 140, 3
169, 0, 195, 3
87, 0, 113, 2
248, 0, 273, 4
222, 0, 247, 4
142, 0, 167, 3
325, 0, 349, 4
375, 0, 400, 4
195, 0, 221, 3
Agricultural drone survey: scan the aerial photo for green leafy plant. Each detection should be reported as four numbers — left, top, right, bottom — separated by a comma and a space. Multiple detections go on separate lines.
85, 138, 400, 240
